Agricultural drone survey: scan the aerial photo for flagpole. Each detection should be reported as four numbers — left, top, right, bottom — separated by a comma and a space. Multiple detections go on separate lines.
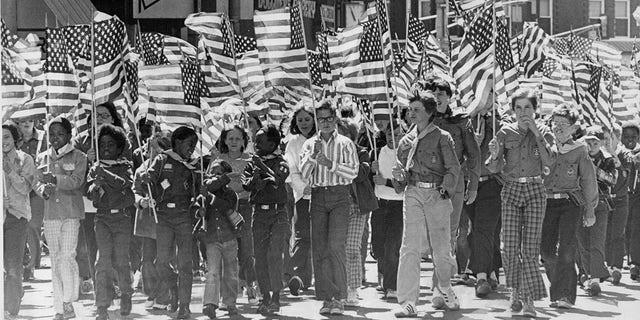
375, 0, 396, 149
296, 1, 320, 132
224, 15, 253, 144
90, 11, 100, 163
491, 2, 497, 137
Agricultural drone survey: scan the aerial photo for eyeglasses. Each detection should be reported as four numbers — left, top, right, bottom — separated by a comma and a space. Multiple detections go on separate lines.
317, 116, 335, 123
96, 113, 112, 120
552, 121, 571, 129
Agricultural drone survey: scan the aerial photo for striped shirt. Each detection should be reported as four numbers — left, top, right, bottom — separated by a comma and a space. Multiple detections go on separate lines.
300, 130, 359, 187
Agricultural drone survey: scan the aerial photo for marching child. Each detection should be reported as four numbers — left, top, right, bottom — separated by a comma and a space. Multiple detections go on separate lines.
34, 116, 87, 320
540, 104, 597, 309
85, 124, 135, 319
201, 160, 241, 319
242, 125, 290, 314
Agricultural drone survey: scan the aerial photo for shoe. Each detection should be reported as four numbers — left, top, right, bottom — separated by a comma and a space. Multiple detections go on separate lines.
393, 302, 417, 318
522, 296, 536, 318
578, 274, 588, 287
441, 286, 460, 310
63, 302, 76, 319
587, 279, 601, 296
268, 301, 281, 313
510, 290, 523, 313
330, 299, 344, 315
246, 285, 259, 304
288, 276, 303, 296
177, 304, 191, 319
611, 267, 622, 285
385, 289, 398, 300
23, 267, 34, 282
432, 287, 445, 310
203, 304, 216, 319
144, 298, 155, 310
454, 274, 476, 287
488, 278, 499, 291
227, 305, 239, 316
256, 300, 270, 314
169, 287, 179, 313
81, 279, 94, 294
219, 302, 227, 311
475, 279, 491, 298
631, 265, 639, 281
376, 285, 385, 292
95, 307, 108, 320
319, 300, 332, 314
556, 297, 573, 309
120, 293, 132, 316
152, 302, 168, 310
345, 288, 359, 307
549, 301, 558, 308
113, 285, 121, 299
53, 313, 64, 320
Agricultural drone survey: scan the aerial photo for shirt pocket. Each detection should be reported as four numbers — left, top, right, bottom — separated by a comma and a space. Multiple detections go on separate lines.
504, 139, 520, 150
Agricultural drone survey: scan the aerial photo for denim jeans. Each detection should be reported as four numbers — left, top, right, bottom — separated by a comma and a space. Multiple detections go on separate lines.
204, 239, 239, 307
541, 199, 580, 304
607, 195, 629, 268
4, 213, 28, 315
77, 212, 97, 281
310, 185, 352, 301
141, 237, 161, 300
156, 213, 193, 305
286, 198, 313, 287
374, 199, 403, 291
94, 212, 133, 307
398, 186, 455, 306
466, 178, 503, 276
576, 201, 610, 279
237, 201, 257, 285
370, 204, 387, 275
627, 195, 640, 265
253, 204, 290, 294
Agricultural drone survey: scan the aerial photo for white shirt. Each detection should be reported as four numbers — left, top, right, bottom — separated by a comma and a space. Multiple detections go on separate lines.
375, 146, 404, 201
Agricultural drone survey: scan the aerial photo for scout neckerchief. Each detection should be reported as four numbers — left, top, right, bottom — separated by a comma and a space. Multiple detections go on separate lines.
405, 122, 437, 171
49, 143, 74, 159
163, 150, 197, 170
99, 158, 132, 167
557, 140, 583, 154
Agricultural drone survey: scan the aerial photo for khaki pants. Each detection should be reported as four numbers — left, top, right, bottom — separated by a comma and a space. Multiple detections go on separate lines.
397, 186, 455, 306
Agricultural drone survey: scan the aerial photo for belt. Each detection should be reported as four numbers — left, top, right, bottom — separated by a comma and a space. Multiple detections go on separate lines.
409, 181, 438, 189
257, 203, 285, 211
312, 185, 351, 191
163, 202, 188, 209
547, 193, 569, 199
238, 198, 250, 205
479, 175, 497, 182
610, 194, 617, 199
507, 176, 543, 183
96, 208, 128, 214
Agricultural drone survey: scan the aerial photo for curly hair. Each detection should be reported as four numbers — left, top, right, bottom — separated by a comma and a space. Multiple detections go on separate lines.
98, 124, 128, 154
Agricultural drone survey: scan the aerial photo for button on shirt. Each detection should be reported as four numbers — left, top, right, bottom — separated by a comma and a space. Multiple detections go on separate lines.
396, 125, 461, 194
544, 142, 598, 207
486, 122, 556, 179
300, 130, 359, 187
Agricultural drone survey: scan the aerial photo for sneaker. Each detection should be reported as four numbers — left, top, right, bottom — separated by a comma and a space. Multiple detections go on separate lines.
549, 301, 558, 308
120, 293, 132, 316
345, 288, 359, 307
144, 298, 155, 310
330, 299, 344, 315
113, 285, 121, 299
152, 302, 168, 310
63, 302, 76, 319
177, 304, 191, 319
202, 304, 216, 319
393, 302, 417, 318
23, 267, 34, 282
227, 305, 239, 316
376, 285, 385, 292
631, 265, 640, 281
246, 285, 259, 304
510, 290, 523, 313
611, 267, 622, 285
81, 279, 94, 294
268, 301, 281, 313
578, 274, 588, 287
454, 274, 476, 287
522, 296, 536, 318
95, 307, 108, 320
441, 286, 460, 310
53, 313, 64, 320
431, 287, 445, 310
256, 300, 270, 314
385, 289, 398, 300
219, 302, 227, 311
556, 297, 573, 309
475, 279, 491, 298
319, 300, 332, 314
288, 276, 303, 296
587, 279, 601, 296
488, 278, 499, 291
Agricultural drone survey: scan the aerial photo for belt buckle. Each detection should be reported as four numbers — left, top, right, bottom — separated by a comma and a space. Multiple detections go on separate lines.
260, 204, 270, 210
167, 203, 176, 208
111, 209, 119, 214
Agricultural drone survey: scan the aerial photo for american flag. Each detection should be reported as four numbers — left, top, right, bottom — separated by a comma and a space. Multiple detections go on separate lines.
90, 14, 128, 106
520, 22, 549, 78
577, 62, 613, 129
2, 38, 46, 121
236, 50, 273, 106
234, 33, 257, 54
590, 41, 622, 68
613, 67, 640, 122
137, 32, 197, 65
316, 31, 334, 86
43, 27, 81, 115
1, 49, 29, 110
540, 60, 573, 115
553, 34, 592, 61
367, 0, 393, 76
632, 40, 640, 77
254, 4, 309, 88
308, 50, 324, 91
493, 17, 518, 108
138, 62, 210, 128
451, 7, 494, 115
327, 19, 388, 104
1, 18, 19, 48
391, 15, 425, 108
357, 98, 376, 133
422, 34, 449, 76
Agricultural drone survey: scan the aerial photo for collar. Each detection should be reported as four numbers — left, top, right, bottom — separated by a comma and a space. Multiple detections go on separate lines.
49, 143, 74, 159
99, 158, 132, 167
317, 129, 338, 142
257, 153, 278, 160
164, 150, 197, 170
415, 122, 437, 139
557, 139, 584, 154
436, 107, 453, 118
4, 148, 19, 162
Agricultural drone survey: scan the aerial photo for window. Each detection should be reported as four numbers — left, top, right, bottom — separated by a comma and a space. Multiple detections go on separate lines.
419, 0, 433, 18
539, 0, 551, 17
615, 0, 629, 36
589, 0, 604, 18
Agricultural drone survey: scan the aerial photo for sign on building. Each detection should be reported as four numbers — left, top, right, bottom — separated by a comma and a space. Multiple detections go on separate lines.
133, 0, 194, 19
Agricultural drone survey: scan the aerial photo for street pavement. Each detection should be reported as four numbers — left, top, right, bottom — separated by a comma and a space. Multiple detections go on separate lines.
15, 254, 640, 320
